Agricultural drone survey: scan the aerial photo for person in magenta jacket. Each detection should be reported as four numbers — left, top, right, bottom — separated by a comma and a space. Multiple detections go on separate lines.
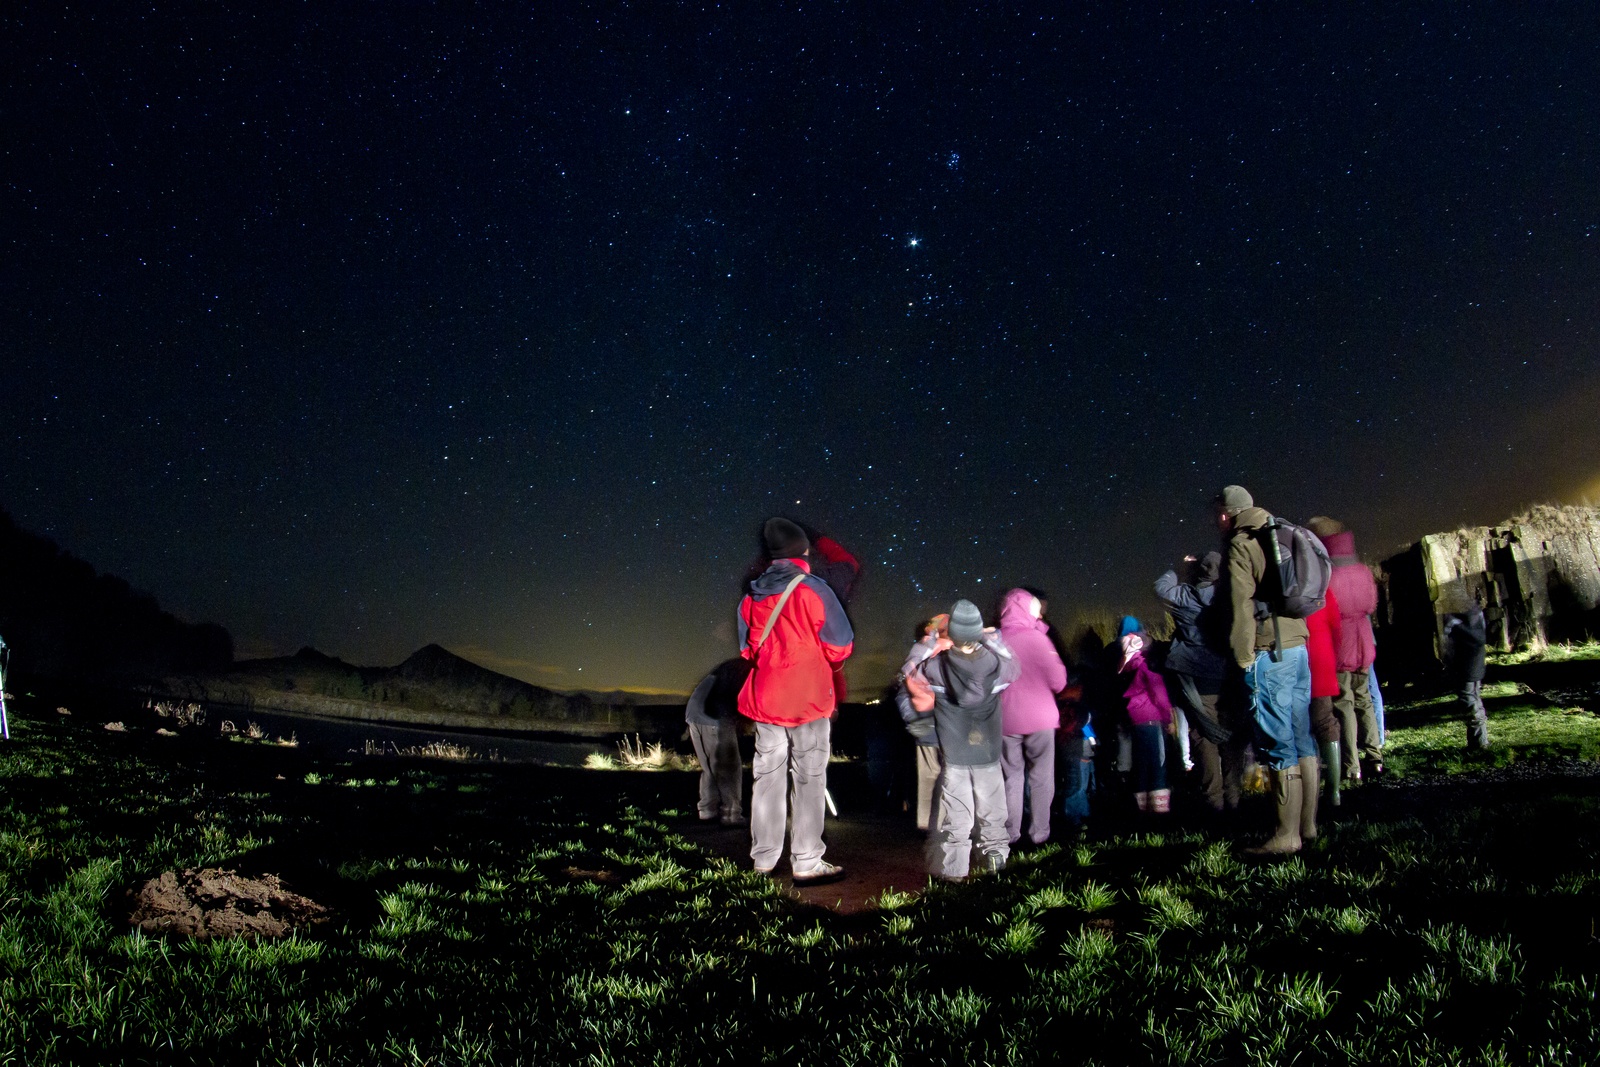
1119, 632, 1174, 814
998, 588, 1068, 845
1316, 522, 1383, 778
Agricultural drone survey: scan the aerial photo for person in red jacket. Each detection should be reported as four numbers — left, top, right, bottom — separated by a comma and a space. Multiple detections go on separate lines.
1304, 585, 1344, 816
738, 518, 855, 884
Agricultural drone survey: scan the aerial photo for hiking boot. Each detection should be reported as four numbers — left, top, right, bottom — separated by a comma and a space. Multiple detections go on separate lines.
791, 861, 846, 886
1320, 742, 1342, 807
1298, 756, 1320, 842
1245, 767, 1302, 857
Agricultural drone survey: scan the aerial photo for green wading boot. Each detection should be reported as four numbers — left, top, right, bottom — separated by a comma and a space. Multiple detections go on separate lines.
1246, 767, 1303, 857
1298, 756, 1320, 842
1321, 742, 1342, 808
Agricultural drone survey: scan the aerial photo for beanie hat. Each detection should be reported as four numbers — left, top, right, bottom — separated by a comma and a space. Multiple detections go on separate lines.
762, 517, 810, 559
1215, 485, 1253, 515
948, 600, 985, 644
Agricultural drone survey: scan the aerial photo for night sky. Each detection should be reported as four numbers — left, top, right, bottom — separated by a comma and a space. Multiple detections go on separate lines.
5, 4, 1599, 694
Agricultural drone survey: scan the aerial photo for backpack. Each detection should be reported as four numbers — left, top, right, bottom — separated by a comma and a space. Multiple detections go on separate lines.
1252, 517, 1332, 621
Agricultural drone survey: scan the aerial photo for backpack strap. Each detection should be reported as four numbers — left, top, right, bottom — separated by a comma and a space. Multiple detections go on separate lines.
752, 572, 809, 650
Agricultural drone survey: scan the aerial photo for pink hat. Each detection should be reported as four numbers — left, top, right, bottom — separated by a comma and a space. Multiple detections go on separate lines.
1119, 632, 1145, 671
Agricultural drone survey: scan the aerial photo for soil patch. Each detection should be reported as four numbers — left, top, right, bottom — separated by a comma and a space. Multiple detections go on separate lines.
127, 868, 330, 940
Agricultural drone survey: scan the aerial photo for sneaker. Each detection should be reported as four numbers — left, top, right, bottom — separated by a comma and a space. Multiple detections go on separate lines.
791, 861, 846, 885
753, 862, 776, 875
720, 814, 748, 826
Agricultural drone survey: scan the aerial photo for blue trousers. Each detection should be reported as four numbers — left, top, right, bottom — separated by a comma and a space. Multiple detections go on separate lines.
1245, 646, 1314, 771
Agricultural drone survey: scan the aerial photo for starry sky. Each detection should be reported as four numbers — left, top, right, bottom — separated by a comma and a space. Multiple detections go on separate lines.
5, 4, 1599, 695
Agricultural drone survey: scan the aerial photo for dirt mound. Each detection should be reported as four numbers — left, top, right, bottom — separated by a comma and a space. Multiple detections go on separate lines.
127, 868, 330, 940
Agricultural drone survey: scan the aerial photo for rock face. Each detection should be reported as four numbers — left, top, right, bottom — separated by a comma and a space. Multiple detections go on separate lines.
1377, 504, 1600, 673
126, 868, 329, 940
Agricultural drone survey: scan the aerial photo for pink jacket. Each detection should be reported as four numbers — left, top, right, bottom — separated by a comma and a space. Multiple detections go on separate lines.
1323, 531, 1378, 672
998, 588, 1067, 735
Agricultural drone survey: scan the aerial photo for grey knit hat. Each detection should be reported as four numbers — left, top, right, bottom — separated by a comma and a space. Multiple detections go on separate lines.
948, 599, 985, 644
1214, 485, 1253, 515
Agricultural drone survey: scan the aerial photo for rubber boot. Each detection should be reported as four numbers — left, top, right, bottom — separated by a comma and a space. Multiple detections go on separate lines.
1298, 756, 1320, 842
1133, 791, 1150, 812
1321, 742, 1342, 808
1150, 788, 1171, 814
1246, 767, 1302, 856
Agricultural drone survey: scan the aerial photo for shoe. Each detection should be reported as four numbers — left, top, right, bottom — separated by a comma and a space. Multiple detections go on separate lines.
753, 862, 776, 875
720, 814, 748, 826
1245, 767, 1303, 857
1320, 742, 1342, 808
1298, 756, 1319, 842
791, 861, 846, 885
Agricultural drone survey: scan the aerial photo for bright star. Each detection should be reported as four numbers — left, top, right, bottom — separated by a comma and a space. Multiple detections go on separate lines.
908, 237, 920, 248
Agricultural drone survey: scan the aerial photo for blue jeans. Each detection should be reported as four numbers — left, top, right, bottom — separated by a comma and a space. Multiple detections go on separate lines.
1245, 646, 1314, 771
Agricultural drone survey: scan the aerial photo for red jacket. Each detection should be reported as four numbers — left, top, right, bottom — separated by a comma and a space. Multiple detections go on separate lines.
1305, 586, 1342, 699
737, 558, 854, 726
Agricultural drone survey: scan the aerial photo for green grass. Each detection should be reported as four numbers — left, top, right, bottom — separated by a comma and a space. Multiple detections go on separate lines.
1382, 680, 1600, 776
1489, 639, 1600, 667
1, 691, 1599, 1064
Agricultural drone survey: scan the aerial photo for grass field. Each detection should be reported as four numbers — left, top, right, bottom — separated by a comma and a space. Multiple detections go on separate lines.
1, 672, 1598, 1065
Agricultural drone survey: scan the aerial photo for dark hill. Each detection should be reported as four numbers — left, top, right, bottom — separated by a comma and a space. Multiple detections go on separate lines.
0, 508, 232, 683
204, 643, 592, 726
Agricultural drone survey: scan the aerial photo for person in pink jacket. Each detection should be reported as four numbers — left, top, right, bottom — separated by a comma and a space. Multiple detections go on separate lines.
998, 588, 1068, 845
1313, 520, 1384, 779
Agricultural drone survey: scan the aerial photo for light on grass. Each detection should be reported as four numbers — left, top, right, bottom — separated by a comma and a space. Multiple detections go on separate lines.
1070, 880, 1116, 912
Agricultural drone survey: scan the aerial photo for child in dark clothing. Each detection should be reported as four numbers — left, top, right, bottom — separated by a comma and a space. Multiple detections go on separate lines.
903, 600, 1021, 879
1443, 600, 1490, 750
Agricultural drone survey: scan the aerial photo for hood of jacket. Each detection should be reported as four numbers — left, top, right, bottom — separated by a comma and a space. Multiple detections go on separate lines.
999, 588, 1046, 634
1322, 530, 1358, 564
748, 557, 811, 597
1230, 506, 1273, 534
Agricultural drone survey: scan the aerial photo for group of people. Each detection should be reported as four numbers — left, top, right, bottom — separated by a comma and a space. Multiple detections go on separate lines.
687, 488, 1490, 885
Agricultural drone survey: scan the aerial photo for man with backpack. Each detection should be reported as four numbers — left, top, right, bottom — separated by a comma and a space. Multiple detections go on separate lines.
1216, 485, 1324, 855
737, 518, 855, 884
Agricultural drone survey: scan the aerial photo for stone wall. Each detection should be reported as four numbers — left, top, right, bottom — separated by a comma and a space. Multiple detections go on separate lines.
1376, 504, 1600, 673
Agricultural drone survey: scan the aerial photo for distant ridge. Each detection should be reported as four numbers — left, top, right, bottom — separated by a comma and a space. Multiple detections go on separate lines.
171, 642, 661, 733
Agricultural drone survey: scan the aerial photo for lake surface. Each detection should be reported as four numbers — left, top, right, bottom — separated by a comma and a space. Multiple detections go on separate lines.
201, 704, 663, 767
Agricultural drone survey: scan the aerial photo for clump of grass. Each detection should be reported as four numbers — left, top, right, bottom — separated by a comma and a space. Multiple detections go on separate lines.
149, 700, 206, 726
1070, 880, 1117, 913
581, 735, 698, 771
362, 739, 484, 760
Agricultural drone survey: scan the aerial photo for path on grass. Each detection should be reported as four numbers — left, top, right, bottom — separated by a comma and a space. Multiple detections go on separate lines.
681, 811, 935, 913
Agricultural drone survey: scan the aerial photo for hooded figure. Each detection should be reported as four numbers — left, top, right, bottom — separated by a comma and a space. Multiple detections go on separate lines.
998, 589, 1068, 845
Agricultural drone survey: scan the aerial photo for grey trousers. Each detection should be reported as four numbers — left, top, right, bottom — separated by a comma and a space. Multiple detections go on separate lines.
1001, 731, 1055, 845
1335, 669, 1382, 766
688, 720, 743, 820
927, 762, 1009, 879
1460, 681, 1490, 749
750, 718, 830, 873
915, 744, 943, 831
